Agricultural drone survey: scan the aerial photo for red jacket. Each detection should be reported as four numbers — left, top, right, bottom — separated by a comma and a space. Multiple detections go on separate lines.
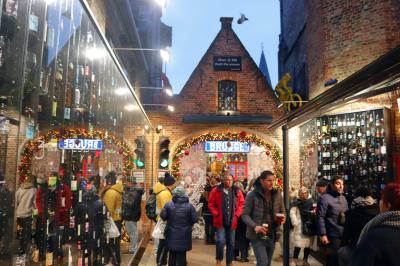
208, 184, 244, 229
36, 183, 72, 226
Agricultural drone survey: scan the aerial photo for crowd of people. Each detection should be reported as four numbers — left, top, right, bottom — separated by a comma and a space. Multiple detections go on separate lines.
3, 168, 400, 266
154, 171, 400, 266
1, 171, 144, 265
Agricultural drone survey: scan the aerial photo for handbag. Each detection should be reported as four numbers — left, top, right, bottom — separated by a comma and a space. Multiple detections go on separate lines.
104, 217, 120, 238
152, 219, 167, 240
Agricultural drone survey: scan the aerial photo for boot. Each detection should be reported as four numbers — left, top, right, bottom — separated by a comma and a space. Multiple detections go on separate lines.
303, 259, 310, 266
227, 263, 234, 266
216, 260, 222, 266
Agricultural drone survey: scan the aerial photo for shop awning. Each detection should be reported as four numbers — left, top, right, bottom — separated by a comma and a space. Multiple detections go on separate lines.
182, 114, 273, 124
268, 45, 400, 129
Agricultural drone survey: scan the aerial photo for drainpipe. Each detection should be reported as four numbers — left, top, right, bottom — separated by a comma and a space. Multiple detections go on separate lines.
282, 125, 290, 266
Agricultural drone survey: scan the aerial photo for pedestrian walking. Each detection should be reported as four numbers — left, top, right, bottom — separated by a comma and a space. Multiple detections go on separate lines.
121, 176, 144, 254
337, 187, 378, 266
160, 186, 197, 266
289, 187, 316, 266
201, 176, 218, 244
316, 176, 348, 266
234, 181, 250, 262
350, 183, 400, 266
155, 172, 176, 266
208, 174, 244, 266
103, 178, 124, 265
15, 176, 37, 255
241, 170, 286, 266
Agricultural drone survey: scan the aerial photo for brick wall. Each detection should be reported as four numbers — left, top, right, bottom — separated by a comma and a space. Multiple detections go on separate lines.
308, 0, 400, 98
131, 18, 304, 189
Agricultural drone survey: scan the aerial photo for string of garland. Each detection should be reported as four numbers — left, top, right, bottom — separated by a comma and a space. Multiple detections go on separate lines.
171, 131, 283, 188
18, 128, 134, 183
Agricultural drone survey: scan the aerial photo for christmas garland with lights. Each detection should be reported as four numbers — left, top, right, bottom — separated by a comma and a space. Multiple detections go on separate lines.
18, 128, 134, 183
171, 131, 283, 187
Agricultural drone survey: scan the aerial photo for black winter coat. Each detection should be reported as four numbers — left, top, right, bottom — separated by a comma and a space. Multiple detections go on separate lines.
351, 226, 400, 266
160, 194, 198, 252
342, 203, 379, 246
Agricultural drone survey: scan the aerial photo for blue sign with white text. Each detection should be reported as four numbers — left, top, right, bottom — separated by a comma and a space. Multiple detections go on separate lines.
58, 139, 103, 150
205, 141, 250, 153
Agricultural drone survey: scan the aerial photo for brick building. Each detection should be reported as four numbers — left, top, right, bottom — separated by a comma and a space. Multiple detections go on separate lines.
277, 0, 400, 194
143, 17, 302, 188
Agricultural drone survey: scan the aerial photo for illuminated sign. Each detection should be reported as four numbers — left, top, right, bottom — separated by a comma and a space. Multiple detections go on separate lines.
58, 139, 103, 150
205, 141, 250, 153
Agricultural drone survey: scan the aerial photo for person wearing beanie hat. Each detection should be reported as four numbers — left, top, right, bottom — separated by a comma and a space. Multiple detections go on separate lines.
154, 172, 175, 265
161, 185, 197, 266
316, 178, 329, 194
164, 173, 176, 187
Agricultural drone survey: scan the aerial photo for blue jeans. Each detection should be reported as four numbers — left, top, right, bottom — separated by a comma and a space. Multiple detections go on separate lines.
251, 238, 275, 266
216, 226, 235, 263
125, 221, 138, 253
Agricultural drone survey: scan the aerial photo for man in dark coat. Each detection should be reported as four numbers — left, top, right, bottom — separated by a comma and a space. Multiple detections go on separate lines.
161, 187, 197, 266
208, 174, 244, 266
317, 176, 348, 266
338, 187, 379, 266
241, 171, 285, 266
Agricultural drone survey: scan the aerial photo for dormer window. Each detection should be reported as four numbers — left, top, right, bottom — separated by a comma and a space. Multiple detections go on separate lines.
218, 80, 237, 111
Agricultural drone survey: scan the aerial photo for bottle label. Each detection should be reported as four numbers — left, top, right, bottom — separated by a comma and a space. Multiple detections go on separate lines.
45, 252, 53, 266
381, 145, 387, 155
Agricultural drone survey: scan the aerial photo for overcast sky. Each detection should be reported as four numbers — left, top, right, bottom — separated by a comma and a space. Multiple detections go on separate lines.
162, 0, 281, 94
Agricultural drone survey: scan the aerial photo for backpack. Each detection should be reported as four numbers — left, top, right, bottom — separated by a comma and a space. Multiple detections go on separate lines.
121, 187, 143, 222
145, 189, 166, 222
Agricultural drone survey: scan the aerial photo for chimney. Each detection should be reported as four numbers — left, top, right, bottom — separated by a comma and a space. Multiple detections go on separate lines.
220, 17, 233, 30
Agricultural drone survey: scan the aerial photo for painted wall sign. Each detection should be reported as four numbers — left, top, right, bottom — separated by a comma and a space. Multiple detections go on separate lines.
213, 56, 242, 71
58, 139, 103, 150
205, 141, 250, 153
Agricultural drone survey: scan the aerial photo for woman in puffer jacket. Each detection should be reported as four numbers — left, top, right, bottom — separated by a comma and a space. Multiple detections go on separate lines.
290, 187, 316, 266
351, 183, 400, 266
161, 186, 197, 266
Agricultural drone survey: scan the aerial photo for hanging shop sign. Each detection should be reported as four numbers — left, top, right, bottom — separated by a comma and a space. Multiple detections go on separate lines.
205, 141, 250, 153
58, 138, 104, 150
213, 56, 242, 71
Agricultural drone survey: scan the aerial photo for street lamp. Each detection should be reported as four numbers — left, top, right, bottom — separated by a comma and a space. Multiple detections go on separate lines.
139, 86, 173, 97
155, 0, 167, 8
142, 104, 175, 112
112, 47, 171, 63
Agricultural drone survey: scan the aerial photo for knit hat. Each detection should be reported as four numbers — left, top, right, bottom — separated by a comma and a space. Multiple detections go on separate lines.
316, 178, 329, 187
173, 186, 186, 197
164, 172, 175, 186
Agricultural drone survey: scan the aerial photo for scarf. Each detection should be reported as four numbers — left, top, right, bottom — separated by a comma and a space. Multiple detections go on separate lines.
351, 196, 376, 208
357, 210, 400, 244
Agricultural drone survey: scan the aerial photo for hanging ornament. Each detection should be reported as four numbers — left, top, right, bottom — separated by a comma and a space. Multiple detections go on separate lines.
119, 149, 123, 155
227, 141, 232, 148
266, 150, 271, 156
240, 131, 247, 138
75, 139, 80, 145
184, 150, 189, 156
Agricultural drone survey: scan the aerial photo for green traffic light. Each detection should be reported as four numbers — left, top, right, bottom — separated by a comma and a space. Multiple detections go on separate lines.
160, 159, 169, 168
135, 160, 145, 168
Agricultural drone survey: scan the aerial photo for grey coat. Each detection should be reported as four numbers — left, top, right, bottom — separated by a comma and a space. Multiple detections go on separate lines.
241, 180, 285, 240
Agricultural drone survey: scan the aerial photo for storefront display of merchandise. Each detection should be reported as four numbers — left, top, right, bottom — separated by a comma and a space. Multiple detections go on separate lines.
300, 108, 391, 199
0, 0, 151, 264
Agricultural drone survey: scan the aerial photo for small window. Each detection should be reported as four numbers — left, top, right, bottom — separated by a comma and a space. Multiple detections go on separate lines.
218, 80, 237, 111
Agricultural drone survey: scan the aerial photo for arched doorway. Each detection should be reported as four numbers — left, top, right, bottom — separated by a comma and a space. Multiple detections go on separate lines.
18, 128, 135, 183
171, 131, 283, 185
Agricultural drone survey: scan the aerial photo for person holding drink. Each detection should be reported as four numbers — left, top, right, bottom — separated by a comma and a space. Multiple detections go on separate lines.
242, 171, 286, 266
289, 187, 317, 266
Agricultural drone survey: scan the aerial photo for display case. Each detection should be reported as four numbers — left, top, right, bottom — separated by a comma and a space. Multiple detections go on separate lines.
0, 0, 152, 265
300, 108, 392, 199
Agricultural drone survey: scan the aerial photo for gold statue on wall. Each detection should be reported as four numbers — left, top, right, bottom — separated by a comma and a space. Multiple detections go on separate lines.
275, 73, 304, 112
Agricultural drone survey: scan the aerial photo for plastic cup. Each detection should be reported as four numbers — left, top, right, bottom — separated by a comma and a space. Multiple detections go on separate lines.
276, 213, 285, 224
